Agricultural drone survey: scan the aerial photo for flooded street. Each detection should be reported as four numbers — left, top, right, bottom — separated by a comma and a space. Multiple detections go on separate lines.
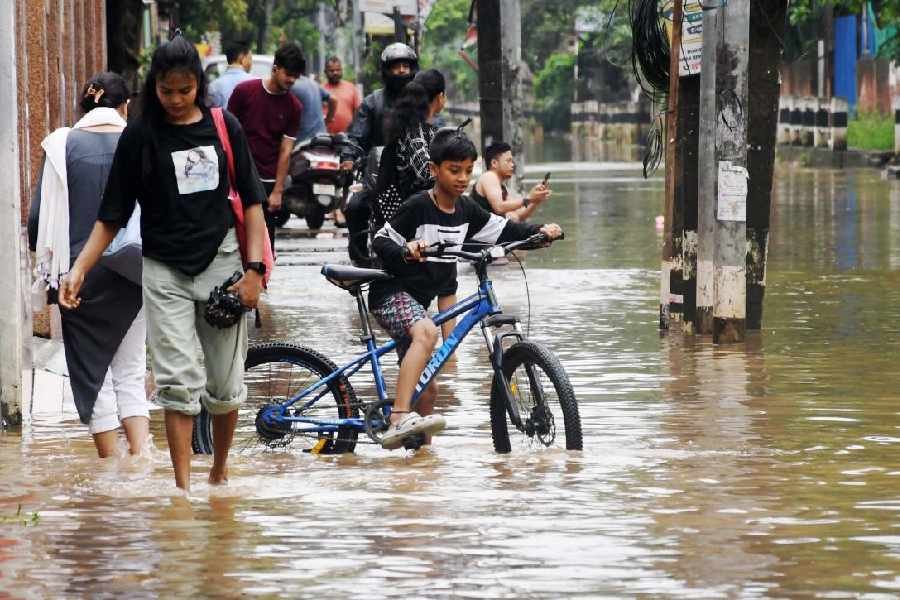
3, 149, 900, 597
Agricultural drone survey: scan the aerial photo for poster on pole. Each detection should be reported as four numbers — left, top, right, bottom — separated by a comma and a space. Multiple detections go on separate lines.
679, 1, 703, 76
664, 1, 703, 76
717, 161, 749, 222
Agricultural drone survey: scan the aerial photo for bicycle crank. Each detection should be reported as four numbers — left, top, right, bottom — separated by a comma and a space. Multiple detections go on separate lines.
364, 398, 393, 444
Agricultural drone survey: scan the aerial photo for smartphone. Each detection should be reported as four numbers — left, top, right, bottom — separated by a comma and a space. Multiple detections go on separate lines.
542, 172, 552, 186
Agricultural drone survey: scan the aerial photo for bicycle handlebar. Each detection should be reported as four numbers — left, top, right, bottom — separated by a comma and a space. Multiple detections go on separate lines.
410, 230, 564, 263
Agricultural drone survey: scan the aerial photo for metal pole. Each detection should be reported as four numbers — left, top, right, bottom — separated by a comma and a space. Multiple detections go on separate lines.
477, 0, 503, 150
746, 0, 787, 330
0, 2, 25, 428
660, 0, 684, 330
500, 0, 523, 183
477, 0, 522, 181
350, 0, 361, 80
317, 2, 327, 76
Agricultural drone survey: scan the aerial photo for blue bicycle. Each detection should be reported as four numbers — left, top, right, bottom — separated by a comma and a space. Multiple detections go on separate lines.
193, 233, 582, 454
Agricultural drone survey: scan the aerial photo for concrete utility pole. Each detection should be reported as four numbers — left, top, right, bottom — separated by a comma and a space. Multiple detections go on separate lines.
0, 6, 24, 428
477, 0, 523, 176
710, 0, 750, 343
696, 0, 785, 339
695, 3, 717, 334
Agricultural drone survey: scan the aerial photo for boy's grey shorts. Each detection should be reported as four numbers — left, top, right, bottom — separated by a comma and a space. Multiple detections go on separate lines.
143, 229, 248, 416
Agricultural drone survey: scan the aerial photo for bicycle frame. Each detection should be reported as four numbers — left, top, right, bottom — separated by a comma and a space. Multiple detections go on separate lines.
266, 276, 504, 435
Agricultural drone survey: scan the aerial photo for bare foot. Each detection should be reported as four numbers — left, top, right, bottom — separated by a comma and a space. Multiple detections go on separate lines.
209, 466, 228, 485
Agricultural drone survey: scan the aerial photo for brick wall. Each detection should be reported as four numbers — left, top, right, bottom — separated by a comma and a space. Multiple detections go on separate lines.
16, 0, 107, 224
16, 0, 106, 337
857, 56, 892, 115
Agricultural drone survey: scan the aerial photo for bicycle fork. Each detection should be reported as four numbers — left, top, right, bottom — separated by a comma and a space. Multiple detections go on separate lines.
482, 317, 526, 431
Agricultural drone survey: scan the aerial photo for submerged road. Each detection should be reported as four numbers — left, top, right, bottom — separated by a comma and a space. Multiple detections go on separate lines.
3, 158, 900, 597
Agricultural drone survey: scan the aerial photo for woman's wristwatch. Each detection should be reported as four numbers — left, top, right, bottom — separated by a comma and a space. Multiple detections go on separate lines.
245, 261, 267, 276
522, 196, 530, 208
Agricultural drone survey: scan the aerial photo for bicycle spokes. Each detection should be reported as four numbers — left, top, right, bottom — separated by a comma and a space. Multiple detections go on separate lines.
508, 361, 558, 447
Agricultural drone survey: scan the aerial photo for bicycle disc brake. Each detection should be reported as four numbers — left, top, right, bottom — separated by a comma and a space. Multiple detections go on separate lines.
526, 402, 556, 447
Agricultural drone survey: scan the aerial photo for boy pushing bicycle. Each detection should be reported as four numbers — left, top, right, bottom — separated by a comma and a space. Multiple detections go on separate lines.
369, 127, 563, 449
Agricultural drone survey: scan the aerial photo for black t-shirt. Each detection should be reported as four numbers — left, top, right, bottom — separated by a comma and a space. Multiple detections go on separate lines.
369, 191, 540, 309
98, 109, 266, 276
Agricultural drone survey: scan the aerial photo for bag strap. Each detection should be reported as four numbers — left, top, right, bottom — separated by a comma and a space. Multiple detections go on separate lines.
211, 107, 237, 189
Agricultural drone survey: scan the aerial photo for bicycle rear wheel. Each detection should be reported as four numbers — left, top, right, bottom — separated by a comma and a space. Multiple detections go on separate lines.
489, 341, 582, 453
193, 343, 359, 454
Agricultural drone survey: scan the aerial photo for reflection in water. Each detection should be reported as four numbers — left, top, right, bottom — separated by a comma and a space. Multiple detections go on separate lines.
2, 158, 900, 596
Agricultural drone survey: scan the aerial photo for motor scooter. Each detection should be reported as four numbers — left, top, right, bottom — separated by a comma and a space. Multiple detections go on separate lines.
280, 133, 351, 230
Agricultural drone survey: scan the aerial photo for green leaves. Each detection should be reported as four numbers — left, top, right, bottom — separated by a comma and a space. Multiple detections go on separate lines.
534, 52, 576, 131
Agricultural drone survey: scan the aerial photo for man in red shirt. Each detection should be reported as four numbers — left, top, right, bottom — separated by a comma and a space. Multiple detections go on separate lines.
228, 43, 303, 253
322, 56, 361, 135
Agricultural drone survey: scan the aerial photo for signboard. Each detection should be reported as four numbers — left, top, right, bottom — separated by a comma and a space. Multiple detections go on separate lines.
575, 6, 609, 34
359, 0, 417, 16
679, 1, 703, 76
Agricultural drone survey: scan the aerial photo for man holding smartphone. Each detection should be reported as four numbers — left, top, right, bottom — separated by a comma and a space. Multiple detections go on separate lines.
470, 142, 551, 222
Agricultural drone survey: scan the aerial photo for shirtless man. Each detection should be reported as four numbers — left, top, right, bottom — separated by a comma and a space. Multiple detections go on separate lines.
470, 142, 550, 222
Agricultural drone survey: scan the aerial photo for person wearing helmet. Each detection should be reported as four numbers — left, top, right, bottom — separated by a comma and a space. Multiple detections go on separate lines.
343, 42, 419, 266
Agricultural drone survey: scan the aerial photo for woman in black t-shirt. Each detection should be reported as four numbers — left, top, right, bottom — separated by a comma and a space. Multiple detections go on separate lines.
59, 36, 269, 492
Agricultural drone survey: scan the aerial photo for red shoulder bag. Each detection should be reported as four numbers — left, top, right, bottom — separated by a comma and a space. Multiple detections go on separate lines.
210, 107, 274, 287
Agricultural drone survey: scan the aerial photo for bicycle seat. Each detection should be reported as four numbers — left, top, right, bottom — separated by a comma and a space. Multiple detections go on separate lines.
321, 264, 392, 291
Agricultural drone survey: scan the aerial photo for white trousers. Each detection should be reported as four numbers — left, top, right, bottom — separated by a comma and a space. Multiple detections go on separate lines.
88, 307, 151, 434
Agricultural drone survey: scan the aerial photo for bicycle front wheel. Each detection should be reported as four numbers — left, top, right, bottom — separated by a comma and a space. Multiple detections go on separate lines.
490, 341, 582, 453
193, 343, 359, 454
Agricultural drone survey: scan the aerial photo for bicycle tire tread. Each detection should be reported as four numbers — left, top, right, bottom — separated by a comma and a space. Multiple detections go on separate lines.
192, 342, 359, 454
489, 340, 582, 453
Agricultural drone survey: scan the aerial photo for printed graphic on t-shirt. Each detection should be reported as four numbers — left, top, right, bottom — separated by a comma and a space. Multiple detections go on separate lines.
171, 145, 219, 195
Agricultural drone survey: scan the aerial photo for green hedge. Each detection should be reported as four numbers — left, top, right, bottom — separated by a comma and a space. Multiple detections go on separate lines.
847, 111, 895, 151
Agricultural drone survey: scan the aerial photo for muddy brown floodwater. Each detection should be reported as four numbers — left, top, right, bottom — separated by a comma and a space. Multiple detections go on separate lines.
2, 156, 900, 597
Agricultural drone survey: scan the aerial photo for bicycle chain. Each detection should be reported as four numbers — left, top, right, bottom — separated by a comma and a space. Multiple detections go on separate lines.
256, 398, 392, 449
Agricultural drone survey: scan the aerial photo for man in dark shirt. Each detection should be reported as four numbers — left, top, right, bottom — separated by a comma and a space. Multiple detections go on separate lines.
228, 42, 303, 253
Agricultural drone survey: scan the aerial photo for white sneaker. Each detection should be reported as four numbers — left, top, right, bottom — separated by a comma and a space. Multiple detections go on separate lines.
381, 411, 447, 450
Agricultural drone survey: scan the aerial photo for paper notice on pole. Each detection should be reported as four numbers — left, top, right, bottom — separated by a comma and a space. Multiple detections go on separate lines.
717, 161, 749, 222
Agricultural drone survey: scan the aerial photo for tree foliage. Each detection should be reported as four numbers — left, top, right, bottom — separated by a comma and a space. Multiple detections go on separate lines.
419, 0, 632, 129
177, 0, 322, 55
788, 0, 900, 62
420, 0, 479, 100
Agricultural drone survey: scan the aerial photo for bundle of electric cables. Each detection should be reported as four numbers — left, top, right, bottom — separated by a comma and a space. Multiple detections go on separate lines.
629, 0, 670, 177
